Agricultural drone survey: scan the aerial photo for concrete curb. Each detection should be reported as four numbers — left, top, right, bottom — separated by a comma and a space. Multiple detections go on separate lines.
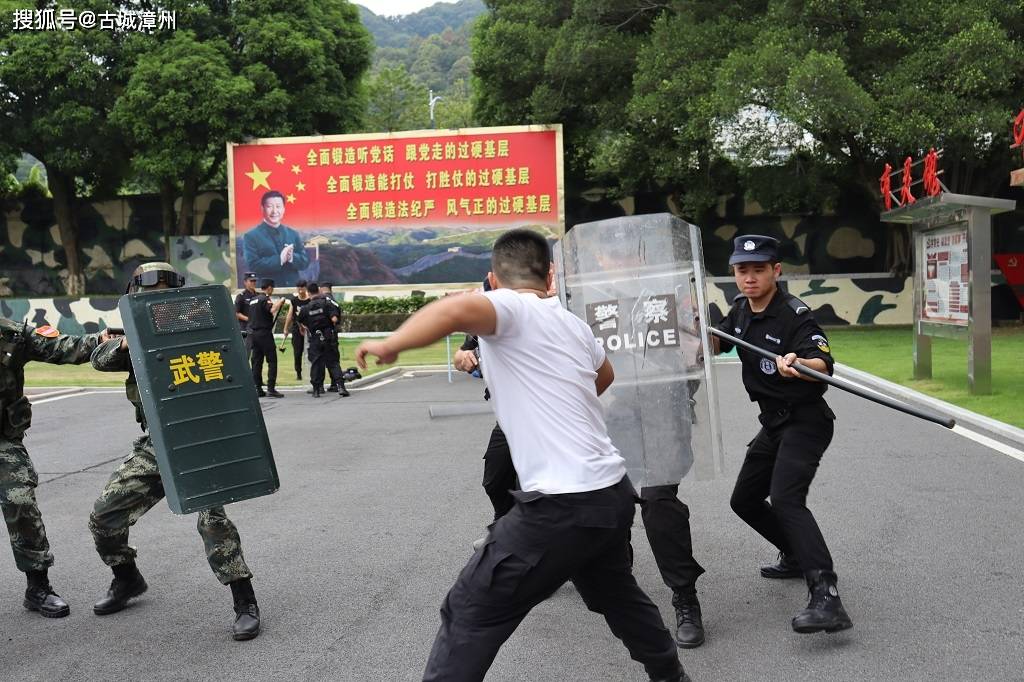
27, 387, 86, 401
834, 362, 1024, 446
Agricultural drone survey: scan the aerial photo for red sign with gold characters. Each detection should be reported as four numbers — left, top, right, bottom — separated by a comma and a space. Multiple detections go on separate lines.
227, 125, 563, 288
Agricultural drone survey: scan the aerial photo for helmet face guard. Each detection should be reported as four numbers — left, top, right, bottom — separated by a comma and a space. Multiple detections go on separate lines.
126, 264, 186, 293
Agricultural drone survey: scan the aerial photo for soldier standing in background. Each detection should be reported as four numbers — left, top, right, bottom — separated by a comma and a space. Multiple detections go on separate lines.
88, 262, 261, 641
249, 279, 284, 398
296, 282, 348, 398
0, 319, 105, 618
282, 279, 311, 381
234, 272, 259, 357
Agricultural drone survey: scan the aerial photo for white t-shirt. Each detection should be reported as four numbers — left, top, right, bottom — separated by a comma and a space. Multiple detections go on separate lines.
479, 288, 626, 494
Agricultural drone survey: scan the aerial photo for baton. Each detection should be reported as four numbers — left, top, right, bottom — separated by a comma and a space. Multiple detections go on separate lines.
710, 327, 956, 429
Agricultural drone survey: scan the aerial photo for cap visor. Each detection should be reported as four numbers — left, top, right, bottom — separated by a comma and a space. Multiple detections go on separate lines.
728, 253, 774, 265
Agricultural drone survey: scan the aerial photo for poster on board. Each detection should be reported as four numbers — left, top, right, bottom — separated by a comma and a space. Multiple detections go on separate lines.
227, 125, 563, 289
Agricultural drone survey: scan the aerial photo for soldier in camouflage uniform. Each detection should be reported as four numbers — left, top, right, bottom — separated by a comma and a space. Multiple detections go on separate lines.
0, 318, 104, 618
87, 262, 261, 641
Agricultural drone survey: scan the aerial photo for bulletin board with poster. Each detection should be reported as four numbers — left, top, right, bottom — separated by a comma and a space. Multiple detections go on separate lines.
226, 125, 563, 290
921, 225, 969, 325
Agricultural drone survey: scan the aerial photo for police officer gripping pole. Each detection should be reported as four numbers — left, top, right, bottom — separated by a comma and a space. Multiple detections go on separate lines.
710, 235, 854, 634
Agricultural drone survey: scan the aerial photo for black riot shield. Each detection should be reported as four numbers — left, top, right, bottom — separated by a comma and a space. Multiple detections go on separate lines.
558, 213, 724, 486
118, 284, 279, 514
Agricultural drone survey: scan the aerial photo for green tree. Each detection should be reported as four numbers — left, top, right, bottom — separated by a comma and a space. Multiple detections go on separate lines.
363, 65, 430, 132
112, 30, 283, 236
108, 0, 370, 237
0, 0, 127, 295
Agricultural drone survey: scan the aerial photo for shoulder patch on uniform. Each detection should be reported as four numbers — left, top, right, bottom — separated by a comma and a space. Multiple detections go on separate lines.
33, 325, 59, 338
787, 297, 810, 315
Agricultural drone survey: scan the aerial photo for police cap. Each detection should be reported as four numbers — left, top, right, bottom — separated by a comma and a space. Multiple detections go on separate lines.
728, 234, 780, 265
243, 272, 257, 281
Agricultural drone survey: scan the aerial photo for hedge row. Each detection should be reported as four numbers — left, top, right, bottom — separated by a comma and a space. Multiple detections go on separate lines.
338, 295, 438, 315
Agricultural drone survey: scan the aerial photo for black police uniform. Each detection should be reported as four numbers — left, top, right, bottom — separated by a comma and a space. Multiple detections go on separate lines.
296, 295, 345, 396
460, 334, 517, 520
234, 282, 259, 355
287, 294, 312, 380
715, 234, 851, 633
248, 293, 278, 395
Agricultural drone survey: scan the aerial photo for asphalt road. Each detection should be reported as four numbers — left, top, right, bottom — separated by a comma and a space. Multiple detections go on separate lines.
1, 365, 1022, 681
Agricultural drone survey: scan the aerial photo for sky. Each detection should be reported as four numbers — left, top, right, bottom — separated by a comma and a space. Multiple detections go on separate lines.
357, 0, 448, 17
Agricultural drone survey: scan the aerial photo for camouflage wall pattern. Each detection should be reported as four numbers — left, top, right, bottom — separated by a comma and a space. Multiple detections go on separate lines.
4, 186, 1019, 329
0, 191, 229, 297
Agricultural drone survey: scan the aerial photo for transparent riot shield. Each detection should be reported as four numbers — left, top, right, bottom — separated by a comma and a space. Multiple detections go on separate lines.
119, 284, 279, 514
559, 214, 724, 486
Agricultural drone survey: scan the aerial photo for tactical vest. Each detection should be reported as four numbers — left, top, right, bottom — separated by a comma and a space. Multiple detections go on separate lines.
305, 298, 336, 333
0, 319, 32, 439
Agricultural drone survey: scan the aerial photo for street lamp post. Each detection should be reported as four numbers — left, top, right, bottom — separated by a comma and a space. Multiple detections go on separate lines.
429, 89, 443, 129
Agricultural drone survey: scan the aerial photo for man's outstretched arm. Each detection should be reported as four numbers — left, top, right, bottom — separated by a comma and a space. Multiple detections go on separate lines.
356, 294, 497, 368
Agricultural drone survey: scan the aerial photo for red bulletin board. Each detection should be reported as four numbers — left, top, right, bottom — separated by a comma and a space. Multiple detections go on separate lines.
227, 125, 563, 288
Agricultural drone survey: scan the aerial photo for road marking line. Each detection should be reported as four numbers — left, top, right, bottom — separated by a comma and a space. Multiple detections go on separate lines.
32, 390, 120, 405
835, 375, 1024, 463
952, 425, 1024, 463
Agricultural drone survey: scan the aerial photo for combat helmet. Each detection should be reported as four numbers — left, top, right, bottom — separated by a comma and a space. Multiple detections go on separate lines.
126, 262, 186, 293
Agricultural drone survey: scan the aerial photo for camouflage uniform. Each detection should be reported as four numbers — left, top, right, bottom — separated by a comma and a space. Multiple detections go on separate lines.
87, 338, 252, 585
0, 318, 101, 573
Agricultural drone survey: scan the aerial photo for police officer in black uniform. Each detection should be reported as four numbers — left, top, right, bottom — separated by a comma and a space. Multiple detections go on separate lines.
282, 280, 311, 381
319, 283, 344, 392
234, 272, 259, 357
296, 282, 348, 398
248, 279, 284, 398
712, 234, 852, 634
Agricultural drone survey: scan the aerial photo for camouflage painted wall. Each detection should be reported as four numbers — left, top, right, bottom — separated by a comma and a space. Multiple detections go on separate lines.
0, 191, 229, 296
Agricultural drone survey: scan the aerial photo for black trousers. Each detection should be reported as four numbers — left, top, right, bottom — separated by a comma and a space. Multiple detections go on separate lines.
423, 476, 680, 682
249, 331, 277, 390
639, 484, 705, 596
482, 423, 517, 521
308, 331, 342, 390
730, 400, 836, 575
290, 331, 304, 376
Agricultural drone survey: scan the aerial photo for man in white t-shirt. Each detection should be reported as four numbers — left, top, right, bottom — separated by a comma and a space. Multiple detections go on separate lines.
357, 229, 689, 682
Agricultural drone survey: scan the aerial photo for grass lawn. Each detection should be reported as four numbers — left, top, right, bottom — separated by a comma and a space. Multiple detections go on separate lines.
828, 326, 1024, 429
23, 336, 460, 388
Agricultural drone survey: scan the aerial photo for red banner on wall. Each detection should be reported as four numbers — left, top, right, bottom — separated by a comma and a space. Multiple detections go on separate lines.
227, 125, 563, 288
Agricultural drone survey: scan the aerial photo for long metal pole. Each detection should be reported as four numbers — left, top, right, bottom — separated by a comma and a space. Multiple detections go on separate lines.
710, 327, 956, 429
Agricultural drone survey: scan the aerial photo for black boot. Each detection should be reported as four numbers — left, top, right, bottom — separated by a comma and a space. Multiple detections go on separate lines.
266, 387, 284, 398
93, 562, 148, 615
791, 570, 853, 634
338, 382, 350, 397
326, 383, 339, 393
672, 590, 705, 649
24, 569, 70, 618
312, 385, 322, 398
256, 387, 266, 397
761, 551, 802, 579
646, 660, 692, 682
230, 578, 261, 641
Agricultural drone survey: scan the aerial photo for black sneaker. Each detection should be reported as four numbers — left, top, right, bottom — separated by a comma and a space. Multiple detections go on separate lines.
266, 389, 284, 398
256, 388, 267, 397
761, 552, 802, 579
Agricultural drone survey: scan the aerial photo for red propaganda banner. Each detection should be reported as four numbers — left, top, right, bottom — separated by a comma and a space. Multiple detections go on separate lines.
227, 125, 564, 288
